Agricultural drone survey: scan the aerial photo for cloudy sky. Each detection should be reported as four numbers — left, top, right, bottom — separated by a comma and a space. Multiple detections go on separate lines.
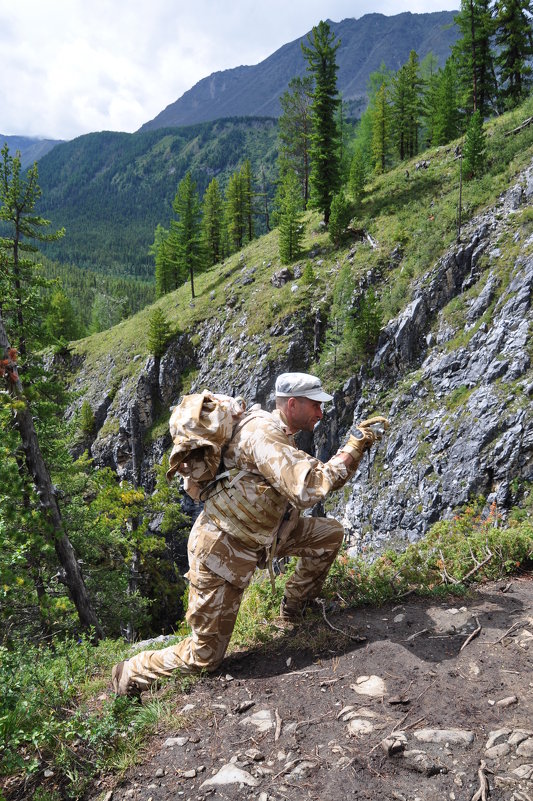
1, 0, 459, 141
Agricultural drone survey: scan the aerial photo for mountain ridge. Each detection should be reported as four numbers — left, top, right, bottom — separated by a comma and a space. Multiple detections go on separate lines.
140, 11, 459, 131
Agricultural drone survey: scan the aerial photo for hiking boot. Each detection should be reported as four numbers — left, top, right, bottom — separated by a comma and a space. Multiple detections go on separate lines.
111, 660, 142, 700
279, 596, 306, 623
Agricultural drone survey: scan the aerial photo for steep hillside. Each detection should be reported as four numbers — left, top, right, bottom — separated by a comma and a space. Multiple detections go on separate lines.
64, 99, 533, 556
140, 11, 458, 130
36, 118, 279, 279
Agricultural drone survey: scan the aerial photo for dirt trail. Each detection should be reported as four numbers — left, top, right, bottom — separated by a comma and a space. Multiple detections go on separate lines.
94, 572, 533, 801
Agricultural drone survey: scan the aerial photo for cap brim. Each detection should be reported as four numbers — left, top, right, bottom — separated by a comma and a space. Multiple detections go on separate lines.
301, 389, 333, 402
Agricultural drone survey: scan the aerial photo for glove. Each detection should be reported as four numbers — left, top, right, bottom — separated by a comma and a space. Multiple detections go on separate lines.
341, 415, 390, 463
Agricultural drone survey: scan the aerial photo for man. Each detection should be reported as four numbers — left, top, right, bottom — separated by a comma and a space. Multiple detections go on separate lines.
112, 372, 387, 697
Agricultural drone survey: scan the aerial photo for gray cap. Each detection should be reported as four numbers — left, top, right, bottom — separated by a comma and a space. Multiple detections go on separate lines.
275, 372, 333, 402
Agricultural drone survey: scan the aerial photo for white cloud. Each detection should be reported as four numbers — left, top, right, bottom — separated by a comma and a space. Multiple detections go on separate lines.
0, 0, 459, 140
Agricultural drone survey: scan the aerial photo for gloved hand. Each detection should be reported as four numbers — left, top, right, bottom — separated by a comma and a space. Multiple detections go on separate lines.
341, 416, 390, 463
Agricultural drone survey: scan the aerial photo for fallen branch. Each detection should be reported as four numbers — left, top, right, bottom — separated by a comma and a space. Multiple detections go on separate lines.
460, 617, 482, 652
471, 759, 490, 801
487, 619, 528, 645
316, 599, 367, 642
504, 115, 533, 137
274, 708, 282, 742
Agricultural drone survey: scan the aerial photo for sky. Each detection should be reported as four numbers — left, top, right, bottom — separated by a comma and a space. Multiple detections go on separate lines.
1, 0, 459, 142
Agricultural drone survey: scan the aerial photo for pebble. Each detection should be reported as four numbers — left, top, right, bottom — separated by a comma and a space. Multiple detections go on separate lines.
485, 743, 511, 759
413, 728, 474, 745
239, 709, 273, 732
496, 695, 518, 707
486, 729, 511, 749
351, 675, 387, 697
200, 764, 260, 788
155, 768, 164, 778
516, 738, 533, 758
163, 736, 188, 748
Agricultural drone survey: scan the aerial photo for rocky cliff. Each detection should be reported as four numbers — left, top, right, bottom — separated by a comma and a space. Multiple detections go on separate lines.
67, 161, 533, 556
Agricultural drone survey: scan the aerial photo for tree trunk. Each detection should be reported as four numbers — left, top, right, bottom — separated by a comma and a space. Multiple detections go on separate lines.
0, 310, 104, 640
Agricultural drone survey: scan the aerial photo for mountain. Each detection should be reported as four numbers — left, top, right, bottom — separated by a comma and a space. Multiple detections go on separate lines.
140, 11, 459, 131
0, 134, 63, 168
36, 118, 279, 279
64, 101, 533, 555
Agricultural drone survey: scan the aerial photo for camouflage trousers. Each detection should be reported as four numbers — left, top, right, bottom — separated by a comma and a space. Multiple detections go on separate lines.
127, 512, 343, 690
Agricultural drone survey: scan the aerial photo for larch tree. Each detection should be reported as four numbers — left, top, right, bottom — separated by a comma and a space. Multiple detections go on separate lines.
278, 75, 314, 204
278, 169, 304, 264
371, 82, 391, 174
302, 20, 341, 226
494, 0, 533, 108
202, 178, 224, 267
452, 0, 498, 116
168, 172, 203, 299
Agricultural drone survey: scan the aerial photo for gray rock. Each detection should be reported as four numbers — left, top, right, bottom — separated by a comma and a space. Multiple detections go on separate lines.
200, 764, 260, 788
413, 728, 474, 745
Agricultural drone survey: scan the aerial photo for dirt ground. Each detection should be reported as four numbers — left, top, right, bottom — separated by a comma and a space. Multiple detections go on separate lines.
92, 571, 533, 801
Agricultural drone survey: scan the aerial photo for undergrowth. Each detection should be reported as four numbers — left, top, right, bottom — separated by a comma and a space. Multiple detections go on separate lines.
1, 495, 531, 800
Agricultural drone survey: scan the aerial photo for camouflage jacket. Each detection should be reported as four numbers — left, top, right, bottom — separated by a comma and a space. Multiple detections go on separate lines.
203, 408, 357, 551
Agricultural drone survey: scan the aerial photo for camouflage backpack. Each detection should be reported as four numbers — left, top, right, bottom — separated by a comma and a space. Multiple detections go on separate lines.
166, 390, 252, 500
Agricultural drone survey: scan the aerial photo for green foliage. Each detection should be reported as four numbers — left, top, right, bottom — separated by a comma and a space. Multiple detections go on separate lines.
278, 75, 314, 204
463, 110, 487, 179
277, 169, 305, 264
79, 400, 95, 436
302, 20, 342, 225
167, 171, 204, 299
300, 262, 316, 284
44, 288, 80, 344
147, 307, 172, 359
452, 0, 498, 117
371, 82, 391, 174
494, 0, 533, 109
345, 288, 383, 361
349, 146, 367, 208
328, 190, 352, 245
202, 178, 224, 267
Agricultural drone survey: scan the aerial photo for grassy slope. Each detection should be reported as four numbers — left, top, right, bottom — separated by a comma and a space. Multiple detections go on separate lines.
70, 96, 533, 399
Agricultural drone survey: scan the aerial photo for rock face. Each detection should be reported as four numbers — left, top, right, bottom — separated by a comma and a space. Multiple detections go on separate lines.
68, 161, 533, 555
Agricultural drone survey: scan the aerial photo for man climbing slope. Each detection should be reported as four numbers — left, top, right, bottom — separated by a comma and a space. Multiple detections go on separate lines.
113, 372, 388, 697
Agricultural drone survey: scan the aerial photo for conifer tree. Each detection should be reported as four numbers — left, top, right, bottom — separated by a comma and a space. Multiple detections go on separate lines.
452, 0, 498, 117
225, 170, 246, 253
147, 307, 172, 359
463, 109, 487, 178
168, 172, 203, 299
328, 191, 352, 246
302, 20, 341, 226
371, 82, 391, 174
391, 51, 423, 161
240, 160, 255, 245
278, 75, 313, 203
202, 178, 224, 266
349, 146, 367, 209
494, 0, 533, 109
0, 145, 64, 356
150, 223, 173, 298
278, 170, 304, 264
348, 288, 383, 360
424, 62, 462, 146
45, 288, 80, 343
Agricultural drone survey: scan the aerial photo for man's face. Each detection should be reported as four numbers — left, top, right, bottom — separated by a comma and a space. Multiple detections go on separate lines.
286, 396, 324, 433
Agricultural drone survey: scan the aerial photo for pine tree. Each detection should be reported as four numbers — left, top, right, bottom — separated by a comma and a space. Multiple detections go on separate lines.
240, 160, 255, 245
202, 178, 224, 266
494, 0, 533, 109
168, 172, 203, 299
302, 20, 341, 226
424, 61, 462, 146
347, 288, 383, 360
391, 51, 423, 161
371, 82, 391, 174
278, 75, 314, 203
463, 109, 487, 178
150, 224, 174, 298
147, 307, 172, 359
225, 169, 246, 253
328, 191, 352, 246
452, 0, 498, 117
349, 146, 367, 209
0, 145, 64, 356
278, 170, 304, 264
45, 288, 80, 343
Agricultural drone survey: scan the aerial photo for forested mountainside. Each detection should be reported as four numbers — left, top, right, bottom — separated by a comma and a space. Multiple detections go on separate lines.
36, 118, 279, 279
66, 102, 533, 561
140, 11, 458, 130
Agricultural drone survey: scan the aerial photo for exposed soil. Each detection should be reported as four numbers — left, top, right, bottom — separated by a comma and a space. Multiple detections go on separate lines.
93, 572, 533, 801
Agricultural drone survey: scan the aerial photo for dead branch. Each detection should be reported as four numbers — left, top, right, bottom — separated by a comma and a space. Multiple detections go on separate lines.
471, 759, 490, 801
504, 115, 533, 137
460, 617, 482, 652
274, 708, 282, 742
487, 619, 528, 645
405, 628, 429, 642
316, 599, 367, 642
